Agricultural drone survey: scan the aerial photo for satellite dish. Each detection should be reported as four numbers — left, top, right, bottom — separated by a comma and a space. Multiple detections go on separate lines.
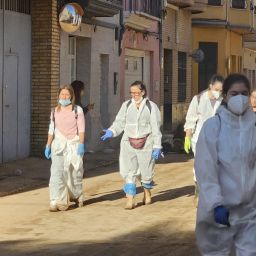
59, 3, 84, 33
190, 49, 205, 63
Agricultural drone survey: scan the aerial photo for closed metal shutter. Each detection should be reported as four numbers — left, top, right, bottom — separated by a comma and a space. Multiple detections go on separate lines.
1, 0, 30, 14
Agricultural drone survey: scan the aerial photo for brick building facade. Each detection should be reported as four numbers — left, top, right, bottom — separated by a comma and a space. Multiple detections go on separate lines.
31, 0, 60, 156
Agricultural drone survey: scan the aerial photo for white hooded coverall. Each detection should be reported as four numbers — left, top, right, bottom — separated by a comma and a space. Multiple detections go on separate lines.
195, 106, 256, 256
109, 98, 162, 190
48, 107, 84, 208
184, 90, 222, 153
184, 90, 222, 181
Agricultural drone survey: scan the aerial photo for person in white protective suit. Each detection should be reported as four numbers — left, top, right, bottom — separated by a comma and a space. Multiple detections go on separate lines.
101, 81, 162, 210
195, 73, 256, 256
250, 88, 256, 113
44, 85, 85, 212
184, 74, 224, 202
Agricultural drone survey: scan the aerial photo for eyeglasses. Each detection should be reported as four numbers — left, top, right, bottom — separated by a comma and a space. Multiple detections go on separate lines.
130, 91, 142, 95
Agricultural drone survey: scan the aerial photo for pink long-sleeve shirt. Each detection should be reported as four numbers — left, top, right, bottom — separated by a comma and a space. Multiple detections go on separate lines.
48, 105, 85, 139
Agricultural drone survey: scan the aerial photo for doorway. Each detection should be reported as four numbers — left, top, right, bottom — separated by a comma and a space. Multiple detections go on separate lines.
198, 42, 218, 92
163, 49, 173, 132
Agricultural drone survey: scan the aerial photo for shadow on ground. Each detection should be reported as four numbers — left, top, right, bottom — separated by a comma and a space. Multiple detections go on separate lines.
85, 185, 194, 207
0, 222, 200, 256
0, 153, 193, 197
153, 186, 194, 202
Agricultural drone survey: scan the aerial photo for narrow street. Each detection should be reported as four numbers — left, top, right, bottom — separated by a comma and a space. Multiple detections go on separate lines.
0, 1, 255, 255
0, 154, 199, 256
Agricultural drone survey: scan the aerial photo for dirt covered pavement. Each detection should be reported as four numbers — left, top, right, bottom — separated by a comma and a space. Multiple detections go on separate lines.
0, 153, 199, 256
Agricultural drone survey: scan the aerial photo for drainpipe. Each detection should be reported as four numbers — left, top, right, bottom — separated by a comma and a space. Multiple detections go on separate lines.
225, 0, 229, 25
159, 0, 164, 66
252, 0, 255, 31
1, 0, 5, 162
159, 0, 164, 109
118, 4, 124, 56
226, 0, 230, 75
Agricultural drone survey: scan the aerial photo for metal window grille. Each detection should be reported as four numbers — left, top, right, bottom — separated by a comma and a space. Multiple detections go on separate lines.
3, 0, 30, 14
208, 0, 223, 6
178, 52, 187, 103
231, 0, 247, 9
124, 0, 160, 17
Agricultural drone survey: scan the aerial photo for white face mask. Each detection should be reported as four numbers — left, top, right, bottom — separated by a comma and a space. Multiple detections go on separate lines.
212, 90, 221, 99
227, 95, 249, 115
132, 97, 144, 104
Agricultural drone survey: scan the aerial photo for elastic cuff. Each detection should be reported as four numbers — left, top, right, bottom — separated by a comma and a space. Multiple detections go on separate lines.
108, 128, 116, 137
123, 183, 136, 196
141, 181, 153, 189
153, 145, 162, 149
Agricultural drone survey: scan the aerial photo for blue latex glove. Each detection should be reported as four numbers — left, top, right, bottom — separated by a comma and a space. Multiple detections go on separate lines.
44, 146, 51, 159
214, 205, 230, 226
101, 129, 113, 141
152, 148, 161, 160
77, 143, 85, 156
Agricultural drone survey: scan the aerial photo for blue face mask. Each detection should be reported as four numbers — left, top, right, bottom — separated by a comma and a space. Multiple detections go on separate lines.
59, 99, 71, 106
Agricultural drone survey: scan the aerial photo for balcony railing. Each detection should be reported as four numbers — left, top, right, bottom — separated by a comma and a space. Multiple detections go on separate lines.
124, 0, 161, 18
168, 0, 194, 8
187, 0, 207, 13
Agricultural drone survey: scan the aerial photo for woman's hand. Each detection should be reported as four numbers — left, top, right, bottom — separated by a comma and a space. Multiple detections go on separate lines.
184, 136, 191, 154
214, 205, 230, 227
152, 148, 161, 160
100, 129, 113, 141
87, 103, 94, 111
77, 143, 85, 156
44, 145, 51, 159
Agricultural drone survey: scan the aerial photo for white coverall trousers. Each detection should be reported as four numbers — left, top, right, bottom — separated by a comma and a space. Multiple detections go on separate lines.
49, 130, 84, 208
196, 220, 256, 256
191, 139, 197, 182
119, 134, 155, 186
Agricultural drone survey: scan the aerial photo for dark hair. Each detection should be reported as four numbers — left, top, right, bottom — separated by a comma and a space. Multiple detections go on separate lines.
130, 81, 147, 98
208, 74, 224, 87
222, 73, 250, 96
71, 80, 85, 105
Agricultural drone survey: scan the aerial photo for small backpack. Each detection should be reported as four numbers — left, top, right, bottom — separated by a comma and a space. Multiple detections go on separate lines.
126, 99, 152, 113
196, 89, 208, 105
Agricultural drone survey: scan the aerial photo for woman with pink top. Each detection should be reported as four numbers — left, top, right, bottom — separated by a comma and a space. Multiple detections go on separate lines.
44, 85, 85, 212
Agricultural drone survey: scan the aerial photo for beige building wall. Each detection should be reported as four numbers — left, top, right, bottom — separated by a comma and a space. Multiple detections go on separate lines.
192, 0, 256, 96
59, 19, 120, 151
243, 48, 256, 89
192, 28, 243, 95
193, 0, 254, 28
